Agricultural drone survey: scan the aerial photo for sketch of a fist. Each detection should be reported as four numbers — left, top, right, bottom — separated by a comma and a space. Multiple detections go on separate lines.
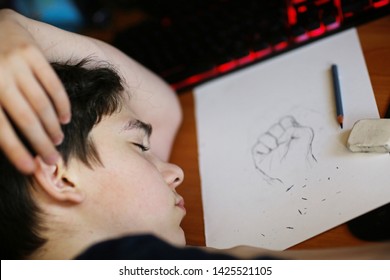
252, 116, 317, 187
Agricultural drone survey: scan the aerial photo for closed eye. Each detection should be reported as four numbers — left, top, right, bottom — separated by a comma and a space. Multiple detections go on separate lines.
132, 143, 150, 152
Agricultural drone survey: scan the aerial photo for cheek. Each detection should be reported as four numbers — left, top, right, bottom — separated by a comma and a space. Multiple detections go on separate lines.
85, 144, 173, 210
92, 155, 171, 212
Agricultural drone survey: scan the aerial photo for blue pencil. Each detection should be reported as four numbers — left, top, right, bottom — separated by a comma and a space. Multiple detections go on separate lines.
331, 64, 344, 129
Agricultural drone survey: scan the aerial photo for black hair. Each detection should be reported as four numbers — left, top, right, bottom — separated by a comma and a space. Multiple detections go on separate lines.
0, 59, 125, 259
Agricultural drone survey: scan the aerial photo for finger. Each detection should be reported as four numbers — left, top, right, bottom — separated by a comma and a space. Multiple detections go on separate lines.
268, 123, 285, 139
23, 46, 71, 124
252, 140, 270, 155
15, 60, 64, 144
0, 108, 36, 174
258, 133, 278, 149
292, 126, 314, 142
279, 116, 299, 130
1, 85, 60, 165
278, 127, 295, 144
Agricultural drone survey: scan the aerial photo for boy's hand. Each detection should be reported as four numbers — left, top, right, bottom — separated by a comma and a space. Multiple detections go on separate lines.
0, 17, 71, 174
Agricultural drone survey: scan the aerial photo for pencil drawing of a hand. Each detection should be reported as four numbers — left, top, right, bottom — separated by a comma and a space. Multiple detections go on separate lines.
252, 116, 317, 187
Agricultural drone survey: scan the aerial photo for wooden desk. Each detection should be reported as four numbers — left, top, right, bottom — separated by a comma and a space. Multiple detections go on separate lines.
169, 16, 390, 249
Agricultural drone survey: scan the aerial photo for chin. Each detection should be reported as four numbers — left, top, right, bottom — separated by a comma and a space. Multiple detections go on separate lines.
163, 228, 186, 247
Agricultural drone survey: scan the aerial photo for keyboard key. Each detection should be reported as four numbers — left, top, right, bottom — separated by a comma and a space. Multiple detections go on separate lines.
112, 0, 389, 91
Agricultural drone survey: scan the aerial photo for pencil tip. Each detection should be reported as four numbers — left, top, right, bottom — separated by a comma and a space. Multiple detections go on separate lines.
340, 123, 343, 129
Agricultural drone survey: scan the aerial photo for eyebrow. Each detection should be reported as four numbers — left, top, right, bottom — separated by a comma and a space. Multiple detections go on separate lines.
121, 119, 153, 138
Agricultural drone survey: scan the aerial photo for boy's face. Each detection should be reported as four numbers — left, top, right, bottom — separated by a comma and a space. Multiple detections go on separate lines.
73, 99, 186, 246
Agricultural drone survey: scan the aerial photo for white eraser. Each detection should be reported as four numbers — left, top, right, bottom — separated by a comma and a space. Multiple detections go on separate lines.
347, 119, 390, 153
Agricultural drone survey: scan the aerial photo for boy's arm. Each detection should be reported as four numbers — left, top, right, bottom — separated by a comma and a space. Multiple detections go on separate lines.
0, 9, 181, 163
19, 9, 182, 161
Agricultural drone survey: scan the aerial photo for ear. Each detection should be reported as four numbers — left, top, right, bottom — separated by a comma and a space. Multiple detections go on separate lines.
33, 156, 84, 204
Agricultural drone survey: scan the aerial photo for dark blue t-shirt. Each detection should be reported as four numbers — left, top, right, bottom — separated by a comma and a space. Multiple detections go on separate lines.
75, 234, 278, 260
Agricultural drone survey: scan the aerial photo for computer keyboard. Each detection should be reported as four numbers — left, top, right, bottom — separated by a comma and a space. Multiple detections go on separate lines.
113, 0, 390, 91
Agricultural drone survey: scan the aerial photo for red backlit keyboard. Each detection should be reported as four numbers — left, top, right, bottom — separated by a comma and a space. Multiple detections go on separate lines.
113, 0, 390, 92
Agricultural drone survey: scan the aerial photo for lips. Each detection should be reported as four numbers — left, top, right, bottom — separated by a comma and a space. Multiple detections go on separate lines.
175, 197, 186, 212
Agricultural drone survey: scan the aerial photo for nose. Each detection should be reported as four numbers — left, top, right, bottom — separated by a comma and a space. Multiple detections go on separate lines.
161, 161, 184, 189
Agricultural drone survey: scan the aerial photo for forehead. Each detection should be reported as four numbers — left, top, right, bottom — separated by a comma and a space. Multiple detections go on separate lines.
90, 101, 150, 137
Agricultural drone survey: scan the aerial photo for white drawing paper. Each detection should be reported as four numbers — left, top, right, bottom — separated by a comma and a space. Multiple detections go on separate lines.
194, 29, 390, 250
